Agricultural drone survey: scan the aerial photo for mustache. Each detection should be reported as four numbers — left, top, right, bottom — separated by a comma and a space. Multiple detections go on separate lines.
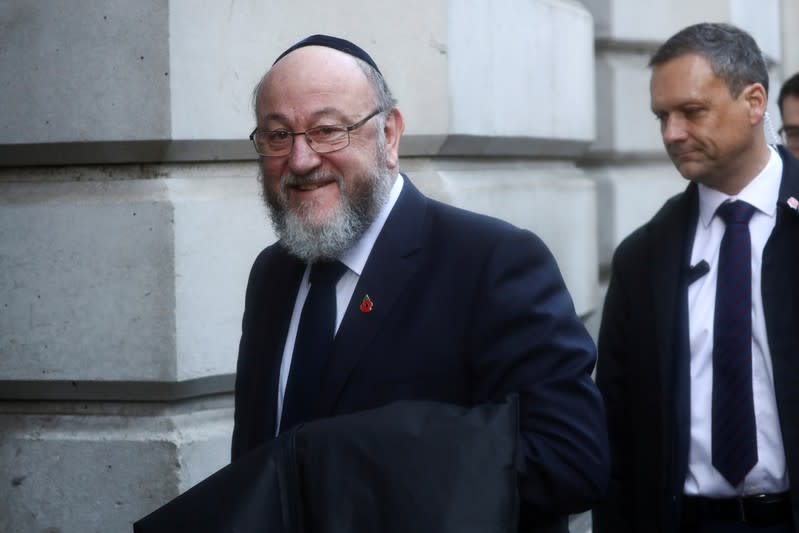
281, 171, 342, 189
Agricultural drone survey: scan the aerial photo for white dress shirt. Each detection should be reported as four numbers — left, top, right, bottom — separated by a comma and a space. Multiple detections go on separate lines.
274, 176, 404, 434
684, 146, 789, 496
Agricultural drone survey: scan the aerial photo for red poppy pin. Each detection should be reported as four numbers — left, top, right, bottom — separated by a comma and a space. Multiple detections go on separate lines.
359, 294, 374, 313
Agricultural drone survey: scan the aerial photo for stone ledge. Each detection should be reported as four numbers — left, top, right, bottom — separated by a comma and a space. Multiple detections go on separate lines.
0, 374, 235, 402
0, 135, 592, 166
0, 140, 254, 167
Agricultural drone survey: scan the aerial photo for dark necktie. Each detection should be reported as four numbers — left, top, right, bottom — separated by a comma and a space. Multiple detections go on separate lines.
711, 200, 758, 487
280, 260, 348, 433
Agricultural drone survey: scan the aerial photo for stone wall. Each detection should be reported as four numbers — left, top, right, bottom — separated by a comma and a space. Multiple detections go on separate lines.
0, 1, 794, 531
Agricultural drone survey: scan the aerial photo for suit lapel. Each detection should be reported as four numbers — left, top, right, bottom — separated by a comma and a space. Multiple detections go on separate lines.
762, 146, 799, 497
256, 249, 305, 438
316, 176, 426, 415
650, 184, 697, 396
648, 183, 698, 495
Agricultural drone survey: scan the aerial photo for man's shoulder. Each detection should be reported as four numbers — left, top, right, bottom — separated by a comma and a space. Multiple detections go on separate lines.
397, 177, 540, 252
425, 197, 564, 265
613, 186, 693, 264
251, 241, 287, 269
413, 189, 533, 244
247, 241, 302, 288
428, 197, 522, 234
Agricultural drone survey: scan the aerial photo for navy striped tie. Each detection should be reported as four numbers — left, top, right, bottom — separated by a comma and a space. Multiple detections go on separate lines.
280, 260, 348, 433
712, 200, 758, 487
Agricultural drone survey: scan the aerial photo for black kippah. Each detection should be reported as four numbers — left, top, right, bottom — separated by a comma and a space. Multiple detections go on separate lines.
273, 34, 381, 74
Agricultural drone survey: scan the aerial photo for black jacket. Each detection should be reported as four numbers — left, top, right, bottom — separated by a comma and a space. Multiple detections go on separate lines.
233, 177, 609, 524
134, 397, 557, 533
594, 145, 799, 532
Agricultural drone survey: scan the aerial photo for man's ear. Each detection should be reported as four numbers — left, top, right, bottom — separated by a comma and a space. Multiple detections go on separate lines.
742, 82, 767, 125
383, 108, 405, 170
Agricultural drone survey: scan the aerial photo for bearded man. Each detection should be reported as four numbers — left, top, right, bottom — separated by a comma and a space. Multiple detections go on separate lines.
232, 34, 608, 532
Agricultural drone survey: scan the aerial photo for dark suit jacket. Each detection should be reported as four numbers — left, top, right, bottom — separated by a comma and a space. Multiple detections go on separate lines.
233, 175, 609, 530
135, 398, 520, 533
594, 145, 799, 532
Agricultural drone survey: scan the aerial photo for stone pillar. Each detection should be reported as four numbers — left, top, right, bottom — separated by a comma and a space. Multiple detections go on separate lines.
1, 1, 599, 531
782, 0, 799, 76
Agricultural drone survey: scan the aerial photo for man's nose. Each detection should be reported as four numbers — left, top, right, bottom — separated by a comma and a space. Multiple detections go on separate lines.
661, 115, 688, 144
287, 134, 322, 175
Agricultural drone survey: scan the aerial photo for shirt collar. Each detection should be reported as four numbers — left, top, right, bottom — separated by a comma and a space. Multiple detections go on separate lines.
338, 174, 404, 275
697, 145, 783, 228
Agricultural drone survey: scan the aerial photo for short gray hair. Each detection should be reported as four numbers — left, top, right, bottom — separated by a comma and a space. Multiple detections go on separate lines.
649, 23, 769, 97
355, 58, 398, 123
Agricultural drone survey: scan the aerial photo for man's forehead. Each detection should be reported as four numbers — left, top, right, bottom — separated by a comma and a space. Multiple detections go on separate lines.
783, 95, 799, 113
652, 53, 714, 79
261, 107, 352, 125
650, 55, 722, 96
256, 49, 373, 120
266, 46, 368, 90
272, 34, 381, 74
782, 96, 799, 129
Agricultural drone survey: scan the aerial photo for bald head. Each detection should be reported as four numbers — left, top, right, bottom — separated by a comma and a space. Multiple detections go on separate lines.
255, 46, 375, 124
253, 40, 398, 125
272, 34, 382, 73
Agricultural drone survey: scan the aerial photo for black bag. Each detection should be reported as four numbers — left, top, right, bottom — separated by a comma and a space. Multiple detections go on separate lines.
134, 397, 520, 533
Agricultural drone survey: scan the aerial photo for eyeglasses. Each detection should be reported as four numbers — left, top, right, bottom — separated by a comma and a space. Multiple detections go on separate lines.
778, 126, 799, 147
249, 109, 383, 157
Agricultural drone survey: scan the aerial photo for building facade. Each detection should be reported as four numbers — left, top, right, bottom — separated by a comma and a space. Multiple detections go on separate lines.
1, 1, 796, 531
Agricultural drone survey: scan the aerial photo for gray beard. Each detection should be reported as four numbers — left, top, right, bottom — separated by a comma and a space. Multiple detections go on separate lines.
262, 144, 394, 262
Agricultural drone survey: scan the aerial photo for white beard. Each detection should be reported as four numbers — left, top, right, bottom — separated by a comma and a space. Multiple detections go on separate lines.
262, 141, 394, 262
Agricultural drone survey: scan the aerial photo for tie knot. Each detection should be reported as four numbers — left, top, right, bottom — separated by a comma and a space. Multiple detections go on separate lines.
309, 260, 348, 286
716, 200, 756, 226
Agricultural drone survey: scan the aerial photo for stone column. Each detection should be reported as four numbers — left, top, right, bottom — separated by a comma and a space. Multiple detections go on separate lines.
782, 0, 799, 76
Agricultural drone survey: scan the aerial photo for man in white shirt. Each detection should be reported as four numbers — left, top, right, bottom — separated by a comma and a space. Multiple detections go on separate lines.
233, 34, 609, 533
595, 23, 799, 533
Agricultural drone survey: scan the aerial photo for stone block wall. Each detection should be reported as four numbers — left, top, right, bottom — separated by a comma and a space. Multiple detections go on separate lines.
1, 1, 796, 531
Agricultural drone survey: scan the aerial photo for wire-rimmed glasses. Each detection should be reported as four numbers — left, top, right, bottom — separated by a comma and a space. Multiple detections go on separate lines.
249, 109, 383, 157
